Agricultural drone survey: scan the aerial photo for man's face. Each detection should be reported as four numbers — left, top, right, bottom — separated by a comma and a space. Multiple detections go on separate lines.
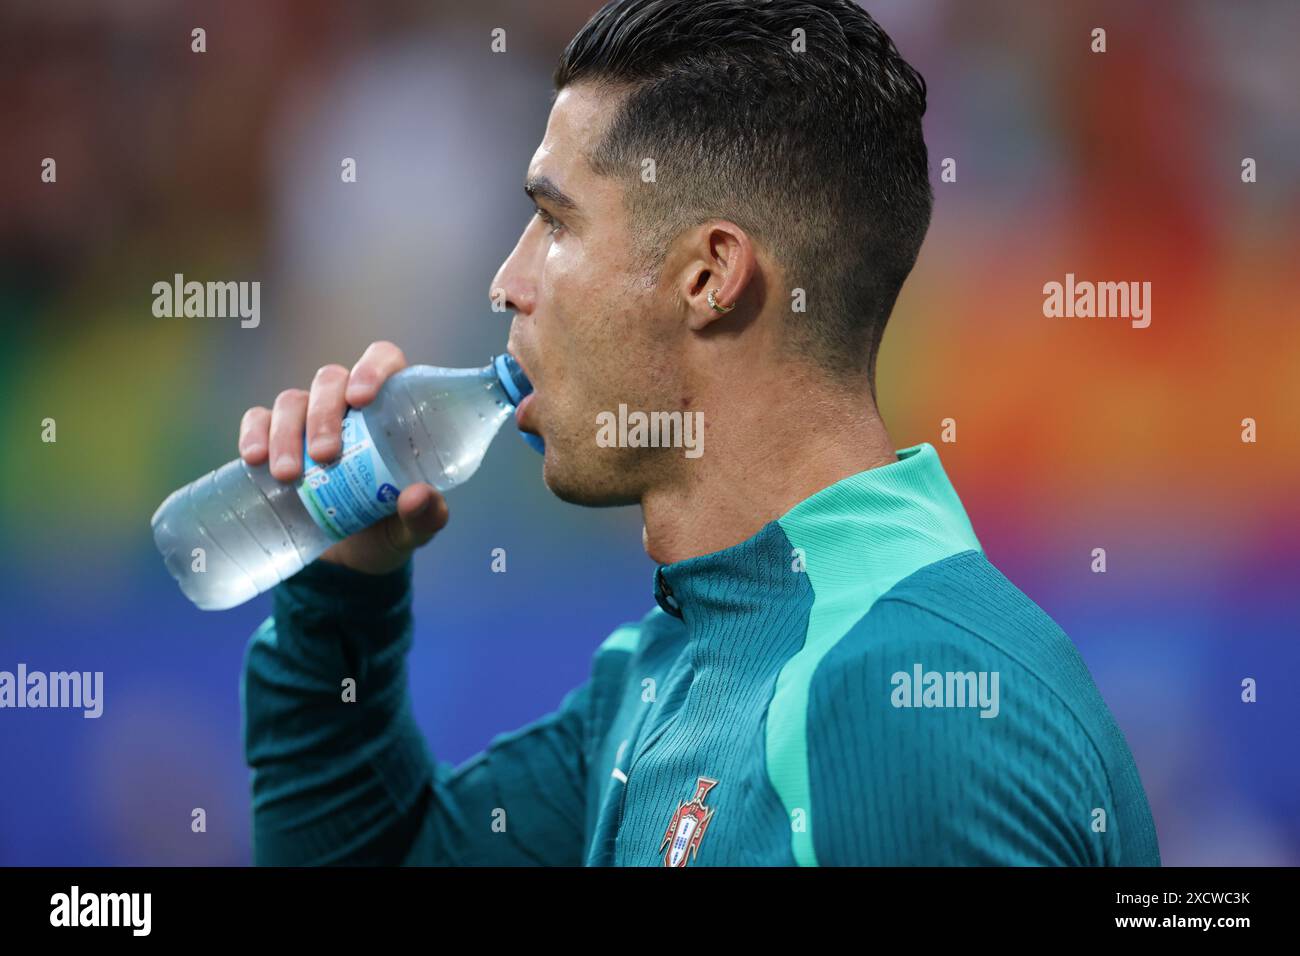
498, 84, 683, 506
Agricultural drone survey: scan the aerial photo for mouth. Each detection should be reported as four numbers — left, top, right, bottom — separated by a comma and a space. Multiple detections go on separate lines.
515, 392, 538, 432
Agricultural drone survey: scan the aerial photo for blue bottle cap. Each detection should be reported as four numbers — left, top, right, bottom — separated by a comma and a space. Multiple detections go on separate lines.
492, 353, 545, 455
493, 353, 532, 406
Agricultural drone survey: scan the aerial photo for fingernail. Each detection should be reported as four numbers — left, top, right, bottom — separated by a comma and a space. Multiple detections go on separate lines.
274, 454, 295, 474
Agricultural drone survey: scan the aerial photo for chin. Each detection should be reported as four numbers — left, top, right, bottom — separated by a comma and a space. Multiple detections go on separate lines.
541, 446, 641, 508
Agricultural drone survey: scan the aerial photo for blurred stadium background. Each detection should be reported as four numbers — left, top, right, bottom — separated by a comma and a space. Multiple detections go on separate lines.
0, 0, 1296, 865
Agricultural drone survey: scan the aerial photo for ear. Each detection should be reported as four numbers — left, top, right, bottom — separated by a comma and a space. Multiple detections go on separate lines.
680, 221, 756, 332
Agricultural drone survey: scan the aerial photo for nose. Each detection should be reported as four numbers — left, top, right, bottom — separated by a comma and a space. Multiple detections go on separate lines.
489, 227, 540, 316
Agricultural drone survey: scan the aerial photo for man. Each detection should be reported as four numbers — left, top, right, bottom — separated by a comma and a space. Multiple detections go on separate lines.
239, 0, 1160, 866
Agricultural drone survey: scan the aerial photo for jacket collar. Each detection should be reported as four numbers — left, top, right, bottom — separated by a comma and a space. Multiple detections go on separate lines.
651, 443, 982, 659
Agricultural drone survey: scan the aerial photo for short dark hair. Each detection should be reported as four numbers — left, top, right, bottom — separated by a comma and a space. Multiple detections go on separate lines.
555, 0, 933, 385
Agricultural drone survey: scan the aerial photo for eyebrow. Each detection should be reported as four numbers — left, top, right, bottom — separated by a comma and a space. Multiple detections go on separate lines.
524, 175, 580, 215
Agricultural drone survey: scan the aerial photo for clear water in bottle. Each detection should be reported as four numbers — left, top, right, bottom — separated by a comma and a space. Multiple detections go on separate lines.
152, 354, 534, 610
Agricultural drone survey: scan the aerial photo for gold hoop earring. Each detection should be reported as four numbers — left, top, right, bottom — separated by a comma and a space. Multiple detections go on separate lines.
707, 289, 735, 314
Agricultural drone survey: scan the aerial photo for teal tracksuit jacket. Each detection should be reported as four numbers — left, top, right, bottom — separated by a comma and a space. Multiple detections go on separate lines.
241, 442, 1161, 866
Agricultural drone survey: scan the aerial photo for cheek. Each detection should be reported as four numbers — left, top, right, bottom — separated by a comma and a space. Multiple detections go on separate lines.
538, 241, 583, 339
538, 236, 654, 412
542, 241, 603, 356
540, 224, 585, 287
534, 243, 599, 418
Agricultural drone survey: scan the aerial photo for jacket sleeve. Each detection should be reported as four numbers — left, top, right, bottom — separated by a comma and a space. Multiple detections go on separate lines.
241, 558, 592, 866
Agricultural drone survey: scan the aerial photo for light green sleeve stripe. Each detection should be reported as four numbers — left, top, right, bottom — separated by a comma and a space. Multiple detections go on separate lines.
766, 443, 982, 865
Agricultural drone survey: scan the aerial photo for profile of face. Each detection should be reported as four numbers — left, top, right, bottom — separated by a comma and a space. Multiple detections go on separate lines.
496, 85, 702, 508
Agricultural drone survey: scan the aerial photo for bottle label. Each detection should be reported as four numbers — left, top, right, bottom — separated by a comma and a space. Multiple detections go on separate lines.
296, 410, 401, 541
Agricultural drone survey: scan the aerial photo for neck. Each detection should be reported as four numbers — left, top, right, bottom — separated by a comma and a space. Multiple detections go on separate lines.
640, 368, 897, 565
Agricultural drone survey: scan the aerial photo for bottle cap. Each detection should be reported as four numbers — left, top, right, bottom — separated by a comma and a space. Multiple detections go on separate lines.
492, 353, 545, 455
493, 353, 533, 406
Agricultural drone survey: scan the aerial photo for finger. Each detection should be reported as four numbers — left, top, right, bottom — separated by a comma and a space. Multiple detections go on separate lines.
386, 485, 449, 553
268, 388, 310, 481
238, 406, 271, 464
305, 364, 350, 462
346, 340, 409, 407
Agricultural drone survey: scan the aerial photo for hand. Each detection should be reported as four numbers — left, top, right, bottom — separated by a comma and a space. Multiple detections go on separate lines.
236, 340, 449, 575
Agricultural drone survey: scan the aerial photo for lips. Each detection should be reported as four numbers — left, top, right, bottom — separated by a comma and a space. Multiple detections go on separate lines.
515, 391, 537, 431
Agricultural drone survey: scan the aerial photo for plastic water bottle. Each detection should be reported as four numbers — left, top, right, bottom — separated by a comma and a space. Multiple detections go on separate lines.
152, 354, 535, 611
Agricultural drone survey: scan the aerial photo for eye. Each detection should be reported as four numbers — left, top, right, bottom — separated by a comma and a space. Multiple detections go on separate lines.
534, 207, 564, 237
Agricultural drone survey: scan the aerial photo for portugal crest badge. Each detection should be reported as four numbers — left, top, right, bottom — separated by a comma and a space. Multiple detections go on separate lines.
659, 776, 718, 867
